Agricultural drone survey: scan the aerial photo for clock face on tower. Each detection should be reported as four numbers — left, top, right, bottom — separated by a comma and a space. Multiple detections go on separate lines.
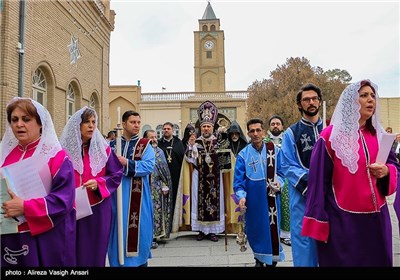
204, 40, 214, 50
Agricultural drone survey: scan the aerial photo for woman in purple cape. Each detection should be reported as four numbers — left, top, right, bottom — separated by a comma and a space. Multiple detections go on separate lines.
1, 97, 76, 267
302, 80, 400, 266
60, 106, 123, 266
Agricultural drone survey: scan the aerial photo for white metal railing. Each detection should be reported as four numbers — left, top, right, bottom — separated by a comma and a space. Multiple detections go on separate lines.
140, 91, 248, 102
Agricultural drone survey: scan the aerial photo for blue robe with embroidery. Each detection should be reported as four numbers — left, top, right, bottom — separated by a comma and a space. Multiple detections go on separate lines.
280, 117, 323, 267
108, 135, 155, 267
233, 143, 285, 265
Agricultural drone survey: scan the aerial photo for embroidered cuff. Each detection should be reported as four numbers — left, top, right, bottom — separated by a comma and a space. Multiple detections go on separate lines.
235, 190, 246, 200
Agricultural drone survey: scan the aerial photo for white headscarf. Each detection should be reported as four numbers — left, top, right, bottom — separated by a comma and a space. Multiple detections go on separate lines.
329, 79, 384, 174
0, 97, 62, 167
60, 106, 108, 177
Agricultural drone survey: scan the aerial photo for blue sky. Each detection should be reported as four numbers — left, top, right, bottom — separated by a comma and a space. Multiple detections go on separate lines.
109, 0, 399, 97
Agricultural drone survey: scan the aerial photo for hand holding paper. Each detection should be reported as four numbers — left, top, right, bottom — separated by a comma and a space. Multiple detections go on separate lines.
368, 162, 389, 179
0, 177, 19, 234
2, 188, 24, 218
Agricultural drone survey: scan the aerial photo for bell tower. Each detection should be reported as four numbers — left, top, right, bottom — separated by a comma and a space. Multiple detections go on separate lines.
194, 2, 226, 92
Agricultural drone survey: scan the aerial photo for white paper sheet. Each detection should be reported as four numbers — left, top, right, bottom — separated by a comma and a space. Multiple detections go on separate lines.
376, 133, 396, 163
1, 155, 51, 199
1, 156, 52, 224
0, 177, 18, 234
75, 186, 93, 220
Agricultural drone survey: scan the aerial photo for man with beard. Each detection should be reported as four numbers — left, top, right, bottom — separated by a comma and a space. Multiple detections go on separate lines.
172, 101, 240, 242
264, 116, 284, 146
280, 83, 323, 267
228, 120, 248, 157
158, 122, 185, 220
264, 116, 291, 247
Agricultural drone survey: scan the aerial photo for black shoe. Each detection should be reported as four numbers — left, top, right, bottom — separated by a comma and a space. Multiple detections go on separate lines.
280, 237, 291, 246
265, 261, 277, 267
151, 241, 159, 249
255, 258, 264, 267
209, 233, 219, 242
196, 231, 205, 241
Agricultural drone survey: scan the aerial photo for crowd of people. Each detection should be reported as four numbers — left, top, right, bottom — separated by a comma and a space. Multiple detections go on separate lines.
1, 78, 400, 267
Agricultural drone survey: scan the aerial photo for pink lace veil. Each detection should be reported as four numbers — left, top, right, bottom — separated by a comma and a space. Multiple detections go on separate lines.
0, 97, 62, 167
60, 106, 108, 176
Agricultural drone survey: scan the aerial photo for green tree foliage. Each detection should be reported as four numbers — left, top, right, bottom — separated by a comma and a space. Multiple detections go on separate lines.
325, 68, 352, 83
246, 57, 351, 127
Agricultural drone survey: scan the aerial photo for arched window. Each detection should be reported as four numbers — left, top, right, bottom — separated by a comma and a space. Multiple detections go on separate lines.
210, 25, 216, 31
142, 125, 152, 137
89, 93, 100, 127
32, 68, 47, 106
89, 94, 96, 109
156, 124, 163, 139
202, 25, 208, 31
66, 83, 75, 121
173, 124, 180, 137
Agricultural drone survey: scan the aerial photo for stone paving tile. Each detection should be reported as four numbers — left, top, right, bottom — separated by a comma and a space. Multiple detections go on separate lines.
149, 254, 229, 267
147, 203, 399, 267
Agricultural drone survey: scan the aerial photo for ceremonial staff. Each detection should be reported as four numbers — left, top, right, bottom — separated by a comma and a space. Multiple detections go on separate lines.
115, 107, 124, 265
224, 209, 228, 251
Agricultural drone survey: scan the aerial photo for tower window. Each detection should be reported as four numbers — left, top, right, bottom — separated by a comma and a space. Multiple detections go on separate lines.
210, 25, 216, 31
202, 25, 208, 31
206, 51, 212, 59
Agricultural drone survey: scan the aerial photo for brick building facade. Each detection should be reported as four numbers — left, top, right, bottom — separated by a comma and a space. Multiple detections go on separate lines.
0, 0, 114, 136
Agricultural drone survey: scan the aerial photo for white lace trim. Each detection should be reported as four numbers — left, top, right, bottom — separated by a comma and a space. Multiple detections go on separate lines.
0, 97, 61, 167
60, 106, 108, 176
329, 79, 384, 174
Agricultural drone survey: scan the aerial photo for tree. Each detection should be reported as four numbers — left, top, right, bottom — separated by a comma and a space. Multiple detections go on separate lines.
325, 69, 352, 83
246, 57, 351, 127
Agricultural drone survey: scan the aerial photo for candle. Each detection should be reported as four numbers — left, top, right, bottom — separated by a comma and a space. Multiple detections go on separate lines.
117, 107, 121, 125
115, 106, 123, 265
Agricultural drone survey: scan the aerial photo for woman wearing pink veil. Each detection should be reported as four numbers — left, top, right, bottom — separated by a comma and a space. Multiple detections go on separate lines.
302, 80, 400, 266
1, 97, 76, 267
60, 106, 122, 267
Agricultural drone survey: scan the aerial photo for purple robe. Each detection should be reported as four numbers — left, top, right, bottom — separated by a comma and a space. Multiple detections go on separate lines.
302, 126, 400, 266
1, 140, 76, 267
75, 145, 123, 266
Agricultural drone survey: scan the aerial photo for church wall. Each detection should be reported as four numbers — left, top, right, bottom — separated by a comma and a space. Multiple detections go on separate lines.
0, 0, 113, 136
380, 97, 400, 133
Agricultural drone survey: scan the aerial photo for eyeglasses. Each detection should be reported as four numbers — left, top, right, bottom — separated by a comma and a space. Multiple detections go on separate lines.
301, 96, 320, 103
248, 128, 262, 133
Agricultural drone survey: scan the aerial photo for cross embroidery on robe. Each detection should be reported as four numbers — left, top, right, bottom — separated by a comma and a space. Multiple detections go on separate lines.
135, 143, 145, 158
301, 133, 313, 152
129, 212, 139, 229
196, 138, 220, 223
126, 138, 150, 256
248, 156, 259, 172
132, 178, 141, 192
267, 149, 275, 167
265, 141, 280, 260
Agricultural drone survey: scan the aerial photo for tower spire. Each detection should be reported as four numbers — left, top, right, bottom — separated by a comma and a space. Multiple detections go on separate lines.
202, 2, 217, 20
